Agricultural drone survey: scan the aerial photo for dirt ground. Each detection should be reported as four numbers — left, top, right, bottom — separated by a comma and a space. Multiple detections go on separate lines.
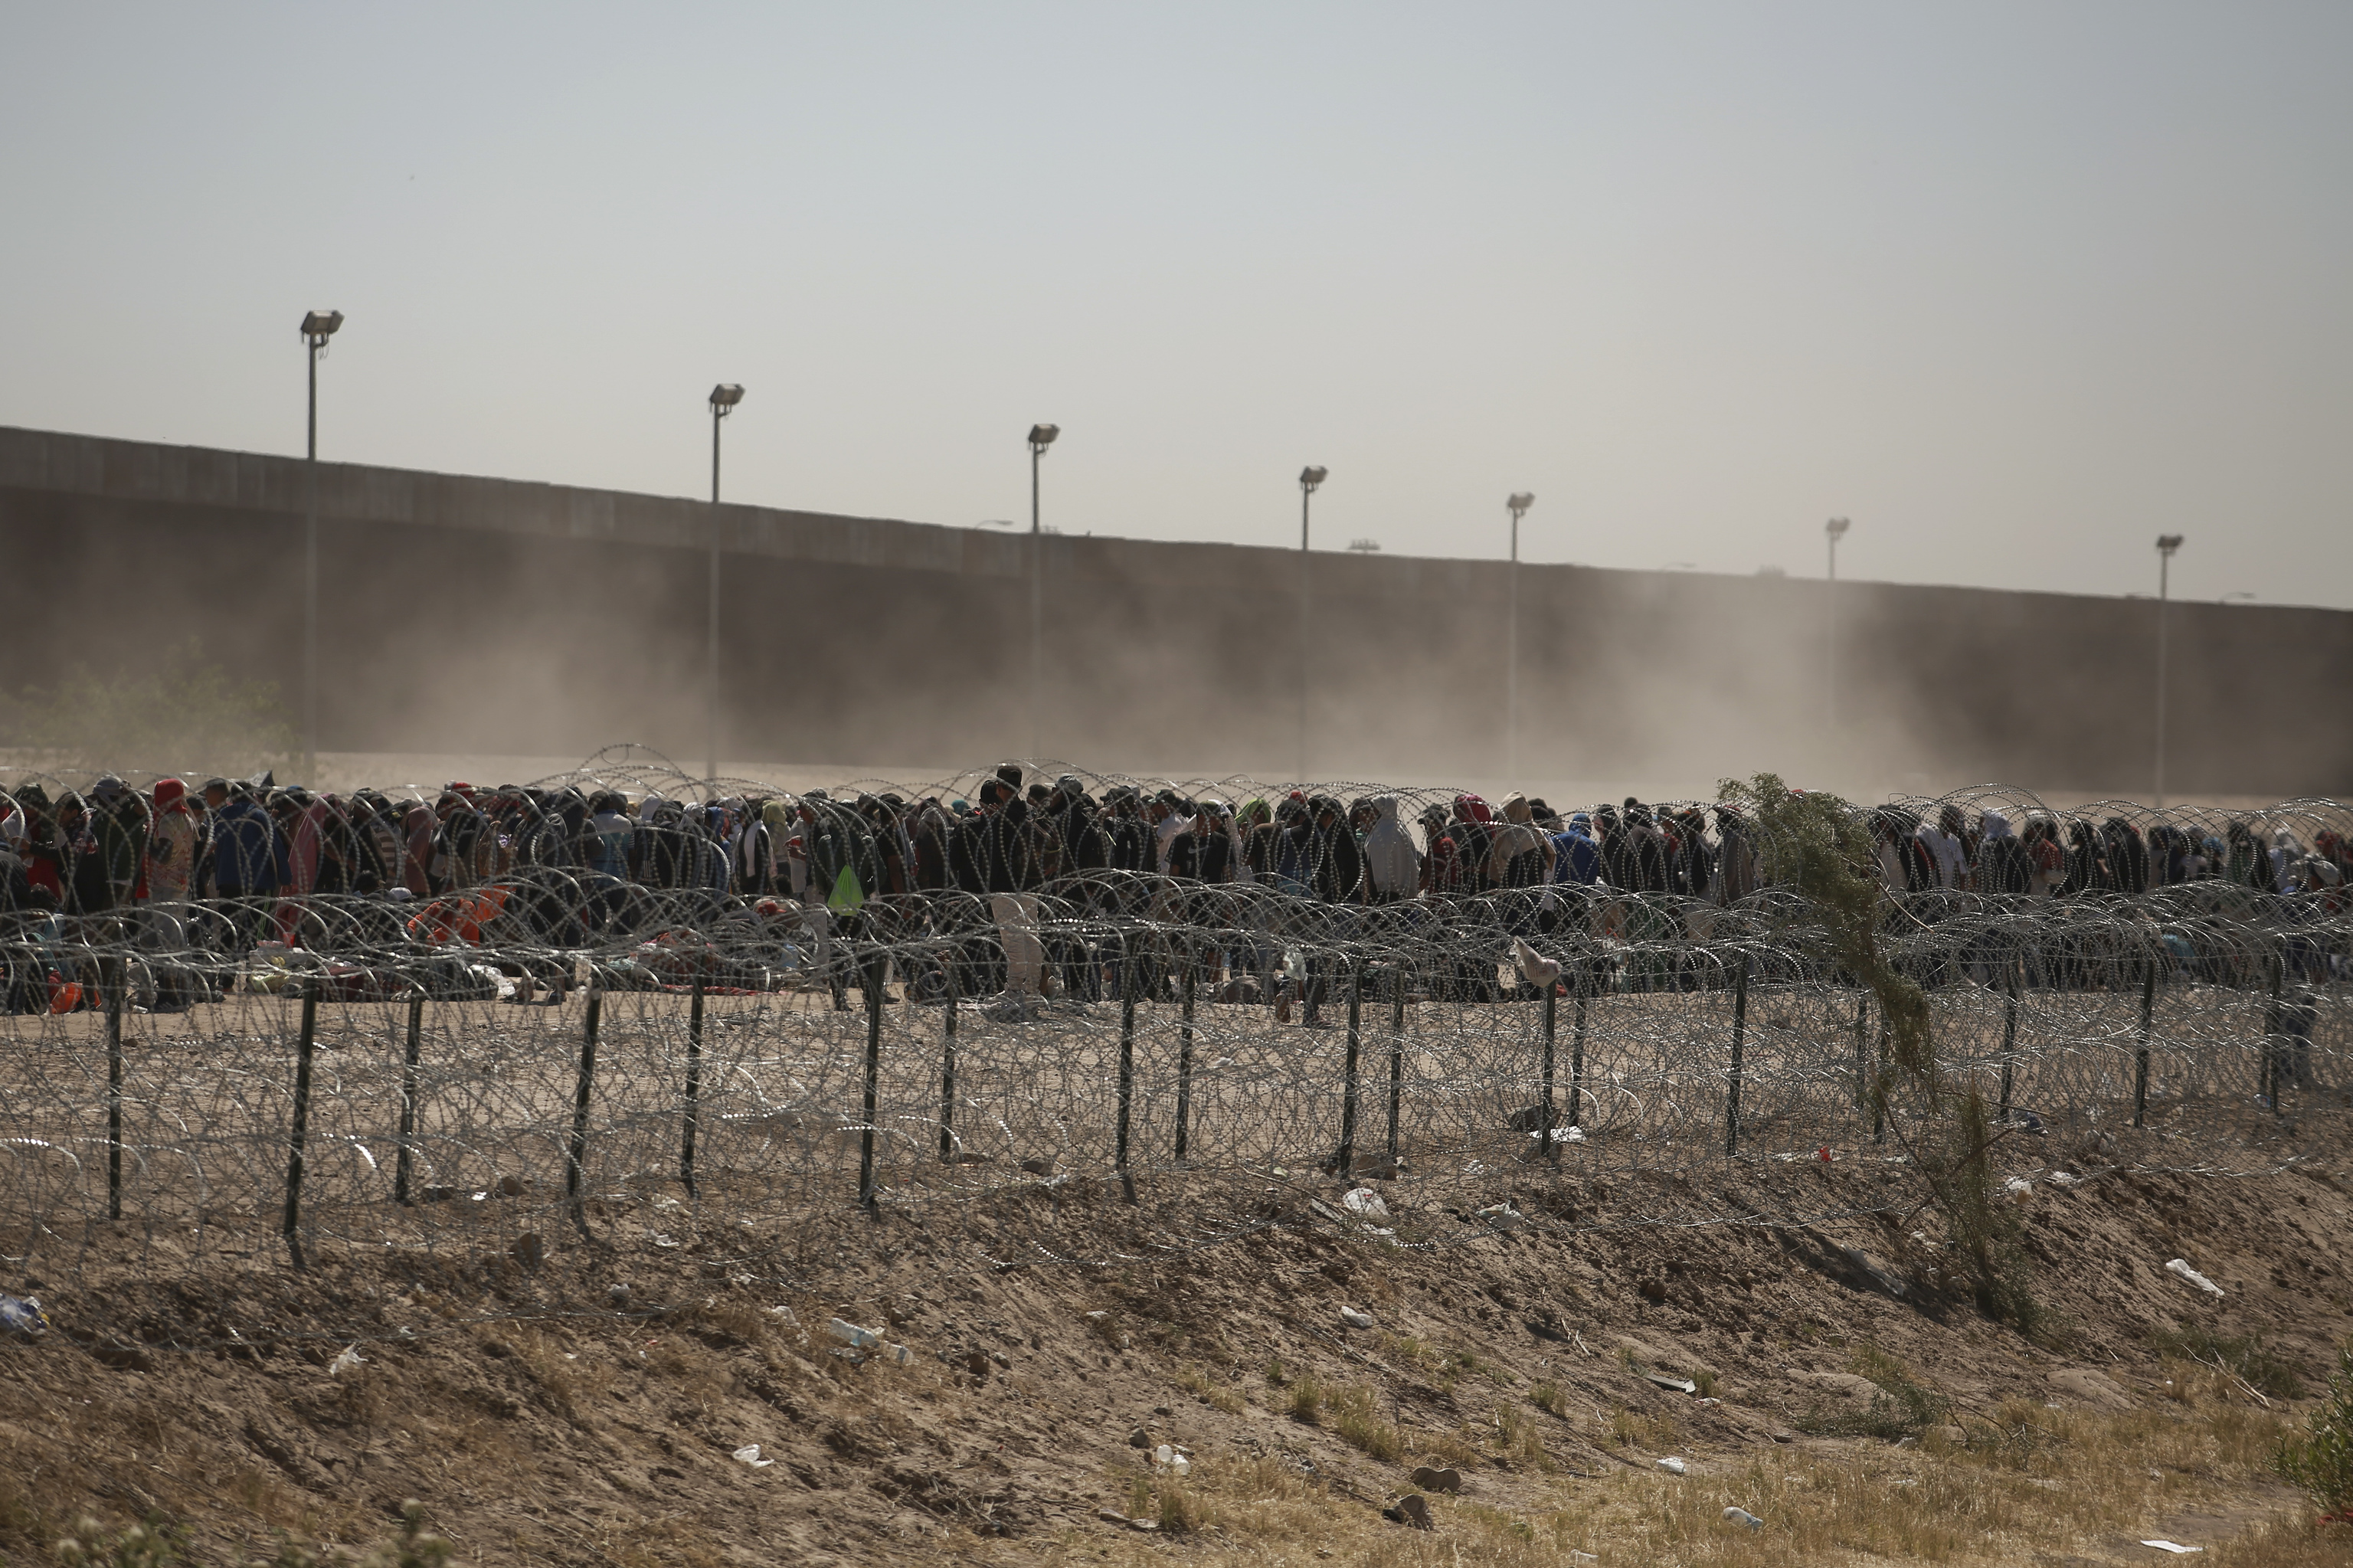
5, 1144, 2353, 1566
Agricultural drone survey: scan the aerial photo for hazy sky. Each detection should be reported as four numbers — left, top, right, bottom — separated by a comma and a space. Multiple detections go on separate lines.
5, 3, 2348, 607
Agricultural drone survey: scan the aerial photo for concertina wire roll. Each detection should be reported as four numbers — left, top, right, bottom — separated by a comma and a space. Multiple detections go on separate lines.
2, 746, 2346, 1351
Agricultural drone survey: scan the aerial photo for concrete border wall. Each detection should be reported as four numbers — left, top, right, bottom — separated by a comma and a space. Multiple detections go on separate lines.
3, 425, 2346, 797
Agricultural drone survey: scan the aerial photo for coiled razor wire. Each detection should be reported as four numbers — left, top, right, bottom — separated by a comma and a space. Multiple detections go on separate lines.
1, 749, 2346, 1350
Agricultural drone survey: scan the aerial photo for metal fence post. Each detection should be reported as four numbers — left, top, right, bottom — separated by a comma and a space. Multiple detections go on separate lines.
1173, 954, 1196, 1162
394, 989, 424, 1206
567, 986, 601, 1233
281, 980, 319, 1270
2132, 959, 2157, 1128
1538, 976, 1558, 1161
859, 951, 884, 1213
2262, 951, 2285, 1115
1115, 934, 1137, 1204
938, 953, 959, 1162
1725, 953, 1749, 1158
1568, 974, 1589, 1130
1387, 963, 1406, 1158
104, 956, 123, 1222
1871, 1013, 1890, 1145
1998, 967, 2020, 1127
1334, 963, 1363, 1175
1853, 994, 1870, 1111
681, 978, 705, 1198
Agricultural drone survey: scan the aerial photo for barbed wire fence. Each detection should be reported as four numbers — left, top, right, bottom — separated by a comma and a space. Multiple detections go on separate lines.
2, 748, 2347, 1354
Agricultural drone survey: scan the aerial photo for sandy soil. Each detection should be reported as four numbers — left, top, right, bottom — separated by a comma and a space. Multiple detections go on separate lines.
4, 1134, 2353, 1565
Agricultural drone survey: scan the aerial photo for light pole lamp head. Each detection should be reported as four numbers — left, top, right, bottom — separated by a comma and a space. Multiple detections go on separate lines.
710, 384, 745, 417
299, 309, 344, 344
1299, 466, 1328, 493
1029, 423, 1060, 453
1507, 492, 1534, 519
1825, 516, 1851, 542
2155, 533, 2184, 558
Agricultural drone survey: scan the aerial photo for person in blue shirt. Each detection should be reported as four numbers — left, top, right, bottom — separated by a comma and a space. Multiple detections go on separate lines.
1552, 812, 1602, 886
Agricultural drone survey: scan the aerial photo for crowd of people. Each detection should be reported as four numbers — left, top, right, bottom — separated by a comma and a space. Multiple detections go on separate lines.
2, 763, 2347, 1016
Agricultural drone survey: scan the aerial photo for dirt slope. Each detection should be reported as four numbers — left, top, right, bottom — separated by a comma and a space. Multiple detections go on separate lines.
5, 1144, 2353, 1566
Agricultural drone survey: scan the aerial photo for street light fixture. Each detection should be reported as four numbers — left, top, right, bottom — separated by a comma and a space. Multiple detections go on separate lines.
1824, 517, 1851, 735
1505, 493, 1534, 781
1298, 466, 1328, 781
707, 384, 745, 782
2154, 533, 2184, 807
299, 309, 345, 780
1027, 424, 1059, 760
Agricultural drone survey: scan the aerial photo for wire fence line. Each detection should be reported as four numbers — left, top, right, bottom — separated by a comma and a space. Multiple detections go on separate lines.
2, 751, 2347, 1349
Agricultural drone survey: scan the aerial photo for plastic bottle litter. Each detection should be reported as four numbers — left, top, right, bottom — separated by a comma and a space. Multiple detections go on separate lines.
733, 1444, 775, 1468
0, 1295, 49, 1338
1153, 1444, 1190, 1478
1723, 1506, 1763, 1530
1340, 1306, 1376, 1330
827, 1318, 883, 1349
2165, 1259, 2224, 1298
1656, 1456, 1687, 1475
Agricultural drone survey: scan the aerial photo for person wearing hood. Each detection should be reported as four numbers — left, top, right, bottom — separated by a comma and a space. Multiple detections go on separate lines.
1484, 792, 1556, 889
51, 794, 113, 919
1552, 811, 1602, 887
88, 777, 146, 910
1361, 796, 1420, 903
145, 779, 200, 908
1975, 810, 2030, 896
208, 781, 281, 925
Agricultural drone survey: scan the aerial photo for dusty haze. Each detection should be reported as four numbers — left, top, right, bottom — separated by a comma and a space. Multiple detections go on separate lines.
5, 427, 2347, 804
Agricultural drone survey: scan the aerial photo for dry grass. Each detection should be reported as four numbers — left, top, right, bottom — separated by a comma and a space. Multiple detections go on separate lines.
1027, 1373, 2338, 1568
1177, 1361, 1245, 1415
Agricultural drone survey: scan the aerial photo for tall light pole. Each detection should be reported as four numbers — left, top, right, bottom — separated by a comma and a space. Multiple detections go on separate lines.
707, 384, 744, 782
2154, 533, 2184, 807
1027, 424, 1059, 760
1505, 493, 1534, 781
1824, 516, 1851, 735
299, 309, 343, 781
1298, 466, 1327, 781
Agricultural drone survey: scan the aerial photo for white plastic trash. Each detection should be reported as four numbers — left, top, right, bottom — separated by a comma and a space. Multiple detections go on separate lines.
1656, 1456, 1687, 1475
1341, 1187, 1389, 1219
329, 1344, 366, 1377
1340, 1306, 1376, 1330
2164, 1259, 2224, 1298
827, 1317, 883, 1348
733, 1444, 775, 1468
1723, 1507, 1763, 1530
1153, 1444, 1190, 1478
2139, 1541, 2203, 1554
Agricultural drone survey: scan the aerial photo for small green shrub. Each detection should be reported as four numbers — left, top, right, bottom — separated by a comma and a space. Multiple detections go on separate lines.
1797, 1344, 1949, 1440
2152, 1325, 2305, 1400
2275, 1341, 2353, 1515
